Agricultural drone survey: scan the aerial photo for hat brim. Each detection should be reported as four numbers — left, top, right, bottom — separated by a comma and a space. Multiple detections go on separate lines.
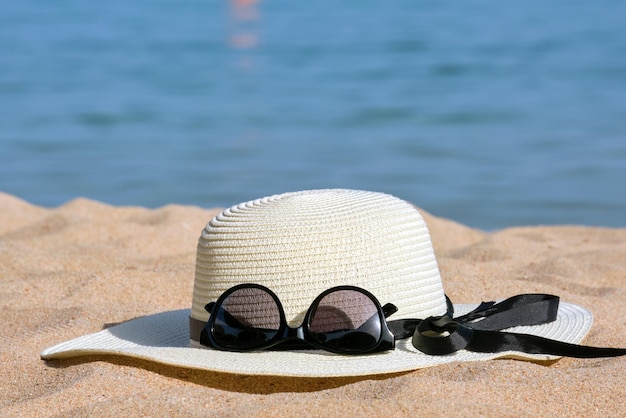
40, 302, 593, 377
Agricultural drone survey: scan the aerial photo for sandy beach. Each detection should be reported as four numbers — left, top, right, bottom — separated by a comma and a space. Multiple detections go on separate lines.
1, 191, 624, 417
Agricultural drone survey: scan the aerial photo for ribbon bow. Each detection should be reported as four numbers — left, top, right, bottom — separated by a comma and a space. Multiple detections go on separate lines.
389, 294, 626, 358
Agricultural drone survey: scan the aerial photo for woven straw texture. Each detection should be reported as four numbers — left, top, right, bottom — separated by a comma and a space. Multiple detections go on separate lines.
191, 189, 447, 327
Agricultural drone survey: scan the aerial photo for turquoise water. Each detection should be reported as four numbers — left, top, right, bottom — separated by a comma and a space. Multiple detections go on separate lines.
1, 0, 625, 229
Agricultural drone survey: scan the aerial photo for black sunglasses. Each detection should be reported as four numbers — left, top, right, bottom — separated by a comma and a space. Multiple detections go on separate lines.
199, 284, 398, 354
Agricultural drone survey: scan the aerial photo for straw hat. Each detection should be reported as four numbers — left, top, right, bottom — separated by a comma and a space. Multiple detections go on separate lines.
41, 189, 594, 377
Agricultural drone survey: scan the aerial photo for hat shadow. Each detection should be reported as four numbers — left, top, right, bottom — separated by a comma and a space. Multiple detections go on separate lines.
45, 355, 411, 394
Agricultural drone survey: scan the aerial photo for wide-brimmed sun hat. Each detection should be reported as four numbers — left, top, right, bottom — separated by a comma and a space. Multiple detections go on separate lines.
41, 189, 615, 377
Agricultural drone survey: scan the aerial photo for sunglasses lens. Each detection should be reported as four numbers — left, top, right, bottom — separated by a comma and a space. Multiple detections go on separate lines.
308, 289, 382, 353
211, 287, 281, 350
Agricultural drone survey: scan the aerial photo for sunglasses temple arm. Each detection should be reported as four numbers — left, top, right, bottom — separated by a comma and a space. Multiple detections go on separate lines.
353, 303, 398, 335
382, 303, 423, 340
382, 303, 398, 318
387, 294, 455, 340
387, 319, 421, 340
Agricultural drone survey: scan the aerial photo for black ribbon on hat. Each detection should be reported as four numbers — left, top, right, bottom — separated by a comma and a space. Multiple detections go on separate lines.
388, 294, 626, 358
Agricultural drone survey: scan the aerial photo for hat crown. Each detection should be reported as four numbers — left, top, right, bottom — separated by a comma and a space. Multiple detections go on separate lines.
191, 189, 447, 326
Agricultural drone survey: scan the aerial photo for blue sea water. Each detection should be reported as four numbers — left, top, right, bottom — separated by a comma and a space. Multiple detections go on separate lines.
1, 0, 625, 230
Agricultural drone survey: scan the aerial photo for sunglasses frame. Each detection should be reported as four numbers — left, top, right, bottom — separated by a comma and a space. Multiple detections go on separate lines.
200, 283, 397, 354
